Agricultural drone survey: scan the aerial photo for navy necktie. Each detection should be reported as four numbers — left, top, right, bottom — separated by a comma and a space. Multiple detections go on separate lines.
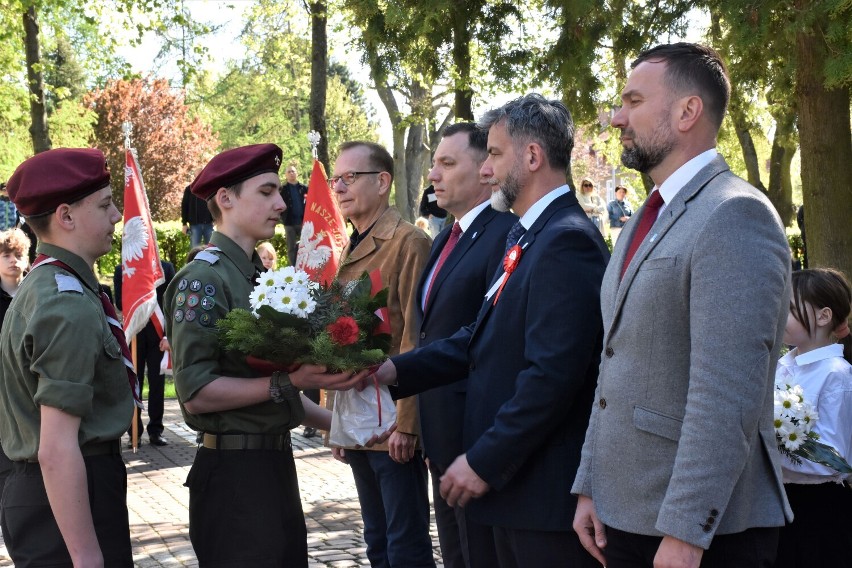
504, 221, 525, 253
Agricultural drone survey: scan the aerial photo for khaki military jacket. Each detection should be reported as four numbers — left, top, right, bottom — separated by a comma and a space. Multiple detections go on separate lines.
0, 243, 133, 460
165, 232, 303, 434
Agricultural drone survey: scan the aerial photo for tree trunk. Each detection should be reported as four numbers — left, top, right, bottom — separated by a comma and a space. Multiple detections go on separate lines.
729, 94, 764, 191
766, 110, 796, 226
451, 9, 474, 121
795, 10, 852, 275
309, 1, 329, 170
24, 6, 51, 154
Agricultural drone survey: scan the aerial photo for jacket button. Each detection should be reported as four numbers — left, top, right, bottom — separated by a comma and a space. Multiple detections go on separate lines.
706, 517, 714, 525
420, 331, 426, 339
599, 398, 607, 409
702, 524, 712, 533
605, 347, 614, 357
710, 509, 719, 516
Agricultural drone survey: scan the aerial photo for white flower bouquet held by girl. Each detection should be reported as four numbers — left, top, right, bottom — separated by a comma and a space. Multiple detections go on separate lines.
774, 377, 852, 473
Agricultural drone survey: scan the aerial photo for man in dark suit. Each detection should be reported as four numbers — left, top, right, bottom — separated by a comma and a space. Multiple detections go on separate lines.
571, 43, 792, 568
369, 94, 608, 567
417, 122, 516, 568
114, 259, 176, 446
280, 163, 309, 266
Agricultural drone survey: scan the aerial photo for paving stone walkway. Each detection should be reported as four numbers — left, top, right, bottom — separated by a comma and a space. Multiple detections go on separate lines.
0, 399, 444, 567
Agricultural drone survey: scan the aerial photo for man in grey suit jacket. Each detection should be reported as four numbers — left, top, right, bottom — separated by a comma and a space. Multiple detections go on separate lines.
572, 43, 792, 568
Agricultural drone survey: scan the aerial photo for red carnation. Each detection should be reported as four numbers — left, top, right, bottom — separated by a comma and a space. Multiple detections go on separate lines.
327, 316, 360, 346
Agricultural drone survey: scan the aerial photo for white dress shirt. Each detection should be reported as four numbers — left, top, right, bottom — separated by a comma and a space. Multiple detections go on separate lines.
648, 148, 718, 221
777, 343, 852, 484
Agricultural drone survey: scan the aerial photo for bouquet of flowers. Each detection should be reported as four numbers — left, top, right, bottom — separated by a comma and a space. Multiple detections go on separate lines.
774, 377, 852, 473
217, 266, 392, 373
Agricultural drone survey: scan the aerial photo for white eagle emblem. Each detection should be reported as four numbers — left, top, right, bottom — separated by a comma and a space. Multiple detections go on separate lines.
121, 216, 149, 277
296, 221, 332, 270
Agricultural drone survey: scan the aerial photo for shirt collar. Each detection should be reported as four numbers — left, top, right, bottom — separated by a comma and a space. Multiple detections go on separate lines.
210, 232, 264, 280
656, 148, 718, 208
36, 242, 100, 293
458, 200, 491, 233
518, 185, 571, 230
793, 343, 845, 366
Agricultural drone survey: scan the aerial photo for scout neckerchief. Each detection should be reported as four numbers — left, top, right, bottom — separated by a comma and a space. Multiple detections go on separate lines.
31, 254, 143, 407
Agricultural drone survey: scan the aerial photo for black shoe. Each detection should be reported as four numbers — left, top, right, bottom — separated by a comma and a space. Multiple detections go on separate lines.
149, 435, 169, 447
303, 427, 317, 438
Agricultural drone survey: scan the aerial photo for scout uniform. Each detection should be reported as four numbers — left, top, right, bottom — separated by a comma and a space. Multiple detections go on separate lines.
165, 144, 308, 566
0, 149, 134, 567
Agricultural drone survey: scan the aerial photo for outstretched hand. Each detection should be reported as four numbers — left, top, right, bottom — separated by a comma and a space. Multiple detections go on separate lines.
290, 365, 371, 391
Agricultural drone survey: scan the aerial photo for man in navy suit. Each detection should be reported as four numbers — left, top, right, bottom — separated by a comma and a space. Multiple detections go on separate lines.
417, 122, 516, 568
370, 94, 609, 567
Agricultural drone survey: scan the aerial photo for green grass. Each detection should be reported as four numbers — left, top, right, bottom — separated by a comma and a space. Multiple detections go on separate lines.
141, 376, 177, 399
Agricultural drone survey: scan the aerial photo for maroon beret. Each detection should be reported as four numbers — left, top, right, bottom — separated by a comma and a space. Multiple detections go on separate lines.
190, 144, 283, 200
6, 148, 111, 217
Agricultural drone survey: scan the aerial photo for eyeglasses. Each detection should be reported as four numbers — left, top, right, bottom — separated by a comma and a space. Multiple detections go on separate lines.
328, 171, 381, 189
582, 183, 593, 187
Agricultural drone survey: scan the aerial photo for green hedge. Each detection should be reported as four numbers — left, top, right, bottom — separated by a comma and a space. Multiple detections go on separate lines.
96, 222, 290, 281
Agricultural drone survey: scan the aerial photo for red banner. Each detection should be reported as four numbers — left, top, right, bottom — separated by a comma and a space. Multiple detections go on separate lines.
295, 159, 349, 285
121, 149, 164, 341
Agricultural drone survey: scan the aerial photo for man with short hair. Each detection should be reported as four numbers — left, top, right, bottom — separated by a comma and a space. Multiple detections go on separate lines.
181, 184, 214, 248
166, 143, 365, 567
418, 122, 517, 567
369, 94, 609, 567
0, 148, 135, 567
329, 140, 435, 568
572, 43, 792, 568
280, 162, 308, 266
606, 185, 632, 243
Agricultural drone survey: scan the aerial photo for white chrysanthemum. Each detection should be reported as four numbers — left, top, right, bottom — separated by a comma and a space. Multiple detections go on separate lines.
800, 403, 818, 433
779, 423, 807, 451
249, 286, 271, 315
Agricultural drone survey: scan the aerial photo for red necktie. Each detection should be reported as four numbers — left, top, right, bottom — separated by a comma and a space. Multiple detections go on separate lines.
425, 222, 462, 306
621, 190, 665, 279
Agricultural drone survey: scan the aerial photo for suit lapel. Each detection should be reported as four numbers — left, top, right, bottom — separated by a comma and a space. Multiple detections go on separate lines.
418, 227, 451, 311
471, 194, 572, 341
611, 156, 730, 321
423, 208, 496, 325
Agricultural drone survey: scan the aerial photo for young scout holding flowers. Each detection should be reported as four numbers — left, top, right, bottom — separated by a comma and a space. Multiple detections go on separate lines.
0, 148, 135, 567
165, 143, 370, 567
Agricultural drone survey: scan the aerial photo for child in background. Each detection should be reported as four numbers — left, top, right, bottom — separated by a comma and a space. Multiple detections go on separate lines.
775, 267, 852, 568
257, 241, 277, 270
0, 228, 30, 328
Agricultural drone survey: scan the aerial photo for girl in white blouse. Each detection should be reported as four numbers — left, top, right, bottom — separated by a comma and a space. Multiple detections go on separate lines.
775, 267, 852, 568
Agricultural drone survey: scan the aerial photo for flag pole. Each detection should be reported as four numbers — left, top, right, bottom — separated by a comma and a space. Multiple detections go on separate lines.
123, 121, 140, 453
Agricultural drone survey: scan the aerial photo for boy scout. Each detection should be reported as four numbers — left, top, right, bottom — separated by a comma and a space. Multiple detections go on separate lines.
0, 148, 135, 567
166, 143, 367, 566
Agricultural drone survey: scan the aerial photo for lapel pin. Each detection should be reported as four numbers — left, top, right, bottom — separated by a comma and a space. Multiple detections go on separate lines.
649, 233, 658, 243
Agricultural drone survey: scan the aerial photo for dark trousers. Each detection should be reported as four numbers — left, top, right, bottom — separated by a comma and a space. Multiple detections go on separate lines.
0, 441, 12, 502
303, 388, 320, 406
775, 482, 852, 568
129, 329, 165, 438
492, 525, 598, 568
347, 449, 435, 568
604, 525, 779, 568
186, 446, 307, 567
284, 224, 302, 267
1, 453, 132, 567
429, 460, 498, 568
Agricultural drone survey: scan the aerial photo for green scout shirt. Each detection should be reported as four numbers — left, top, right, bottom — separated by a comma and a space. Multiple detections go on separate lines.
0, 243, 134, 461
165, 232, 303, 434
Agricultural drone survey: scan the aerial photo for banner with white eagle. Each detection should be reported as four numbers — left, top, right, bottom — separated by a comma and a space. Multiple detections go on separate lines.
121, 149, 165, 341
